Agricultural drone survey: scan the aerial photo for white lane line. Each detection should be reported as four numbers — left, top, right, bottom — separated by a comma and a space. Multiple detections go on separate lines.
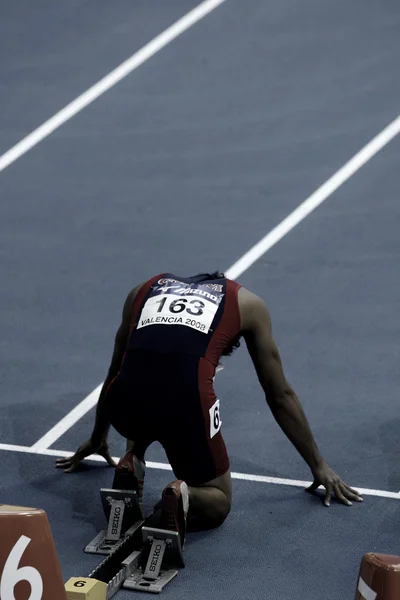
1, 443, 399, 500
0, 0, 226, 174
30, 113, 400, 451
226, 114, 400, 280
30, 383, 104, 451
0, 444, 172, 471
231, 471, 400, 499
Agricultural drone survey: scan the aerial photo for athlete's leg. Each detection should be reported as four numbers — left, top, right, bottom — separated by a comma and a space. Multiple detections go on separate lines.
112, 440, 150, 515
187, 470, 231, 528
157, 470, 231, 543
159, 404, 231, 530
125, 438, 147, 460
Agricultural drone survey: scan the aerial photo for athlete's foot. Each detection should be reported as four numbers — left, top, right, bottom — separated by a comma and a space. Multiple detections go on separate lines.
113, 451, 145, 517
160, 480, 189, 547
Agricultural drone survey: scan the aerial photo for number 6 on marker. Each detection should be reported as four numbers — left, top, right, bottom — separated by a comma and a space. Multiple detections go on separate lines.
0, 535, 43, 600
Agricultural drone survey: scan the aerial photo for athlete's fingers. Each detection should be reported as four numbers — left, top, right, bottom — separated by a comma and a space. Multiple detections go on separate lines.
343, 483, 363, 501
342, 485, 363, 502
63, 455, 83, 473
56, 452, 83, 472
56, 457, 73, 468
56, 456, 71, 464
324, 484, 333, 507
334, 484, 352, 506
63, 463, 79, 473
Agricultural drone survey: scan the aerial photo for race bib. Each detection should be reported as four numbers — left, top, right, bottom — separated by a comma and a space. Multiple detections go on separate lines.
209, 399, 222, 439
137, 279, 224, 334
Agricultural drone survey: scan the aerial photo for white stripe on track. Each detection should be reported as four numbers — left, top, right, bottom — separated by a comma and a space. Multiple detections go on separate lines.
30, 383, 104, 451
226, 115, 400, 280
31, 114, 400, 451
0, 0, 226, 174
1, 443, 399, 500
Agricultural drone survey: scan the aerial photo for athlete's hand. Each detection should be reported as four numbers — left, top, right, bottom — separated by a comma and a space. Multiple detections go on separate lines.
306, 463, 363, 506
55, 439, 116, 473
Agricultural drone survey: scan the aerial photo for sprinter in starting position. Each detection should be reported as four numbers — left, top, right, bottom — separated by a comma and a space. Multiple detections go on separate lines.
57, 272, 363, 542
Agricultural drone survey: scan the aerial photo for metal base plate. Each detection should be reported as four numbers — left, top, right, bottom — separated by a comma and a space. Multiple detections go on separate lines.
123, 568, 178, 594
85, 521, 143, 555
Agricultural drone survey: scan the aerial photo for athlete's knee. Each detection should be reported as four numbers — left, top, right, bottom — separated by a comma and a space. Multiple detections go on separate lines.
211, 494, 231, 527
187, 484, 231, 530
202, 492, 231, 528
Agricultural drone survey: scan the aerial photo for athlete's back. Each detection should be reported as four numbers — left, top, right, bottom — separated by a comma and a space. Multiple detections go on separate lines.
105, 272, 241, 485
125, 272, 242, 364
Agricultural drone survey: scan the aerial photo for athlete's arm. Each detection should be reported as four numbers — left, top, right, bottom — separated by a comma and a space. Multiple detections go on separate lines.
56, 285, 140, 473
89, 287, 136, 446
240, 288, 363, 506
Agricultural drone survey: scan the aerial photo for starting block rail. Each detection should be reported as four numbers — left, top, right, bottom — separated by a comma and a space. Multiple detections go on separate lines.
66, 520, 144, 599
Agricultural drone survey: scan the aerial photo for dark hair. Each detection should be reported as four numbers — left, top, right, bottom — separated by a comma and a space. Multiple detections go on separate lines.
190, 271, 225, 281
209, 271, 225, 279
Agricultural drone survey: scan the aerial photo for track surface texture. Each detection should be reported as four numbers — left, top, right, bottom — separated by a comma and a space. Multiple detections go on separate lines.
1, 1, 399, 599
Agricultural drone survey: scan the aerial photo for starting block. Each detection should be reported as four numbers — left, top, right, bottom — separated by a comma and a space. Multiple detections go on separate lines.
85, 488, 143, 555
123, 525, 185, 593
80, 459, 184, 594
68, 522, 184, 597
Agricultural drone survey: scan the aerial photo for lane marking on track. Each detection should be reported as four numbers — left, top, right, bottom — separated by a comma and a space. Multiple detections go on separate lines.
30, 114, 400, 451
0, 0, 227, 174
226, 114, 400, 280
30, 384, 103, 451
1, 443, 399, 500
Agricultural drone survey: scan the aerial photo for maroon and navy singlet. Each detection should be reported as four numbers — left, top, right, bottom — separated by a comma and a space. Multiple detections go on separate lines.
105, 273, 242, 485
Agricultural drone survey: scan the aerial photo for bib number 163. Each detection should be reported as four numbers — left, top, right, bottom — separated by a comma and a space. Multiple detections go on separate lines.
155, 297, 205, 316
137, 293, 219, 334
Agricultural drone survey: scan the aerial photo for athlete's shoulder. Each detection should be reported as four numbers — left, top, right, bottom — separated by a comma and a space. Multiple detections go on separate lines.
237, 287, 271, 332
130, 273, 166, 296
123, 275, 162, 308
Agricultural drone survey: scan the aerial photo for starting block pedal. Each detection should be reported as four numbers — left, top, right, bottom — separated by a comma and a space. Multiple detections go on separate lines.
85, 488, 143, 555
123, 526, 185, 593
